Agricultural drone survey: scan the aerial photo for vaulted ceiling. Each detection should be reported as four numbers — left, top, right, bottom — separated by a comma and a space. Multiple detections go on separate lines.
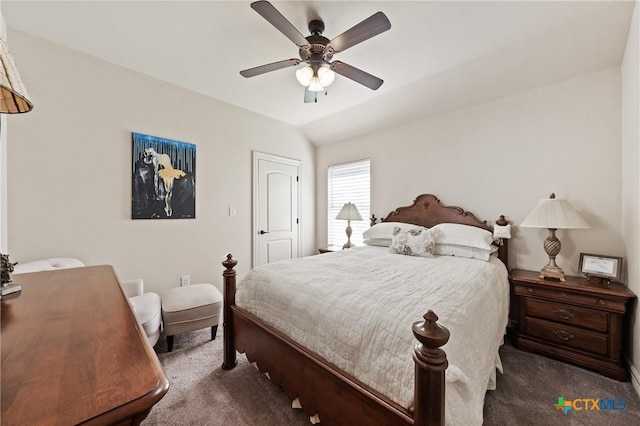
2, 1, 635, 145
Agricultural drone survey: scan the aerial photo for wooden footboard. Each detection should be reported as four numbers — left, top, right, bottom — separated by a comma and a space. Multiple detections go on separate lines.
221, 254, 449, 426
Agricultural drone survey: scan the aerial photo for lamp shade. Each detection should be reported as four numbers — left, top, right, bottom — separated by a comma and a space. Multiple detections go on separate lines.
295, 67, 313, 86
0, 38, 33, 114
335, 202, 363, 221
307, 76, 325, 92
520, 193, 589, 229
317, 67, 335, 86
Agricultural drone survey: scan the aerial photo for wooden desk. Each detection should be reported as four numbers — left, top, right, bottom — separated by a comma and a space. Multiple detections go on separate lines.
1, 265, 169, 425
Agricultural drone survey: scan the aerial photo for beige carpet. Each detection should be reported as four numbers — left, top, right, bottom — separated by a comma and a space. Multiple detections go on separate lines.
144, 329, 309, 426
143, 328, 640, 425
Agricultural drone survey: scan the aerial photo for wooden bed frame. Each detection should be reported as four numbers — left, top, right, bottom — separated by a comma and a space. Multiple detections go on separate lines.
222, 194, 509, 426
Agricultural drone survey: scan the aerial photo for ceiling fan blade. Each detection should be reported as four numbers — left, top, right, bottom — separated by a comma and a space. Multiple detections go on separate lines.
251, 1, 309, 47
304, 87, 316, 103
240, 58, 301, 78
331, 61, 383, 90
329, 12, 391, 53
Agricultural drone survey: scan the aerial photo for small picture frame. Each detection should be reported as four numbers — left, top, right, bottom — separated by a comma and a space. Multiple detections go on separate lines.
578, 253, 622, 286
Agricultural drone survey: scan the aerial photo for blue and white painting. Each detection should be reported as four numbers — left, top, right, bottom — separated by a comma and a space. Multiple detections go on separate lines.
132, 132, 196, 219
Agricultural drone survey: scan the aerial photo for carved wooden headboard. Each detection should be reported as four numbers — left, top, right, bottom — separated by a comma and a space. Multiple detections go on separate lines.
376, 194, 509, 267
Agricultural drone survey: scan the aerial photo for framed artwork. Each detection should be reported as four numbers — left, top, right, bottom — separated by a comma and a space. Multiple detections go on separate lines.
132, 132, 196, 219
578, 253, 622, 285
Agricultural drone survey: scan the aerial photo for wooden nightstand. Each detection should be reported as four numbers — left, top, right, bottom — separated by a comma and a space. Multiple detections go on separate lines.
510, 269, 636, 381
318, 246, 343, 254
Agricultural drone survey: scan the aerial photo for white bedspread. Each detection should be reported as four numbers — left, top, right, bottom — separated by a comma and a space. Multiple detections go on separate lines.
235, 246, 510, 426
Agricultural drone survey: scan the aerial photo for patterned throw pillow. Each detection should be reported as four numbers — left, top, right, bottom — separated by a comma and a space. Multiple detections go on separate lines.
389, 226, 439, 257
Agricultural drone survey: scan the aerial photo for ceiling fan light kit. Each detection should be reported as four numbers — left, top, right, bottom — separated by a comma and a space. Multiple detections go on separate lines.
296, 66, 335, 92
240, 1, 391, 103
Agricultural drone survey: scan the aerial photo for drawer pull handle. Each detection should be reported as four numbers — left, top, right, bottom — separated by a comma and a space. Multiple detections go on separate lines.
553, 309, 575, 320
553, 330, 575, 341
528, 288, 534, 293
598, 299, 607, 305
560, 292, 567, 297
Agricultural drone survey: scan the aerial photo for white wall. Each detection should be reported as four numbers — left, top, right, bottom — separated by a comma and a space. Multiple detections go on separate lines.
622, 0, 640, 393
1, 4, 7, 252
5, 30, 316, 294
317, 68, 622, 278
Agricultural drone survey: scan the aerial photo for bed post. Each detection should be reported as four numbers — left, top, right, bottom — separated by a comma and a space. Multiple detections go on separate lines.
412, 310, 450, 426
221, 254, 237, 370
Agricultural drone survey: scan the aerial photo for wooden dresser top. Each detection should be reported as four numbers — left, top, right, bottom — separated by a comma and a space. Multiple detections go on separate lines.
510, 268, 636, 301
1, 265, 169, 425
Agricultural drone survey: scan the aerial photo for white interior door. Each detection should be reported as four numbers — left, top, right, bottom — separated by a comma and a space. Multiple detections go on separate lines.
253, 152, 300, 267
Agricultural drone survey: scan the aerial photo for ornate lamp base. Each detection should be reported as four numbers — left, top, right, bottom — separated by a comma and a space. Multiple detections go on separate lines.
539, 265, 566, 282
539, 228, 566, 282
342, 221, 354, 250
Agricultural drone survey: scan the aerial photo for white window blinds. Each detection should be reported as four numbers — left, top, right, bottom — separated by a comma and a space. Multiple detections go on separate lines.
328, 160, 370, 247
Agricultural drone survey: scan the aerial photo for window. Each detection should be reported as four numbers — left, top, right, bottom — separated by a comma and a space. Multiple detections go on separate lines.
328, 160, 370, 247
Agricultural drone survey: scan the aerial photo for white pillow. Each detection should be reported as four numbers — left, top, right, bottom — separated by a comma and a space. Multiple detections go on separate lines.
389, 226, 440, 258
363, 238, 392, 247
431, 223, 494, 251
363, 222, 425, 241
434, 244, 498, 261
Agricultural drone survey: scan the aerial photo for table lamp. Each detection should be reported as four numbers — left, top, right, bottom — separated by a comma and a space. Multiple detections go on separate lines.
0, 38, 33, 113
336, 202, 362, 249
521, 193, 589, 282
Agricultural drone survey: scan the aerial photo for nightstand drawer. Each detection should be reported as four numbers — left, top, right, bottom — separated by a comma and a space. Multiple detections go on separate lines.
525, 317, 609, 356
525, 298, 608, 333
514, 284, 625, 312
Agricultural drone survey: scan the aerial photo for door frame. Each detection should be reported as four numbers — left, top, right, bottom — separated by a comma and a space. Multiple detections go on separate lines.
252, 151, 301, 268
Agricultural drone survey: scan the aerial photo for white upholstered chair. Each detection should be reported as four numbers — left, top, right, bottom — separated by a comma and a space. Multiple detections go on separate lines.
119, 278, 162, 347
12, 257, 85, 274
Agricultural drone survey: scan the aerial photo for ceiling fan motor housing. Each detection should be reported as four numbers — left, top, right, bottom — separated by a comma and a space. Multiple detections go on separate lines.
299, 20, 334, 63
308, 19, 325, 35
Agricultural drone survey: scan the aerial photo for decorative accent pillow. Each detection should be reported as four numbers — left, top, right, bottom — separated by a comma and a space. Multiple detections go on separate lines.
389, 226, 439, 258
434, 243, 498, 261
431, 223, 495, 251
363, 222, 425, 241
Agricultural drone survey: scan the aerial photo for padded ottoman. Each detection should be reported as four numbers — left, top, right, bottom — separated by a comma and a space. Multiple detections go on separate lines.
161, 283, 222, 352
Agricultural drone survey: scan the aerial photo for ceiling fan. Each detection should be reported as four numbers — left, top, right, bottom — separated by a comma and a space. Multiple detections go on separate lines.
239, 1, 391, 103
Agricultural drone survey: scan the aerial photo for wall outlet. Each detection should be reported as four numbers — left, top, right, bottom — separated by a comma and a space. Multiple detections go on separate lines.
181, 275, 190, 286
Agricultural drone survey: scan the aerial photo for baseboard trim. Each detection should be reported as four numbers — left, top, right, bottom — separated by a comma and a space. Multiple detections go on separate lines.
626, 355, 640, 397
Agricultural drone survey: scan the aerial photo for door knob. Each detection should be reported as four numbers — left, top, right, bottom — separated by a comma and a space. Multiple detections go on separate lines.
259, 230, 270, 235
